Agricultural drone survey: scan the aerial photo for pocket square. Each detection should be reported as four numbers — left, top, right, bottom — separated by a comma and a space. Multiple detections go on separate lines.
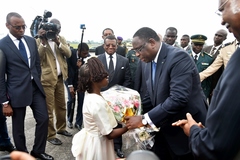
121, 67, 124, 69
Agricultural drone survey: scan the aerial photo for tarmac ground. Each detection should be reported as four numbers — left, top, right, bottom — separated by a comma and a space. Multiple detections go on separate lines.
0, 83, 138, 160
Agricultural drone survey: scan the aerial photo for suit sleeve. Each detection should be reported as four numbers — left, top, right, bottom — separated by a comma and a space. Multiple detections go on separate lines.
122, 59, 132, 88
0, 49, 8, 103
57, 36, 71, 58
199, 52, 224, 81
148, 52, 198, 126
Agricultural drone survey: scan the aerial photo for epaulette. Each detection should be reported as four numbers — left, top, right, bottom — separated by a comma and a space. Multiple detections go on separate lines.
222, 42, 232, 48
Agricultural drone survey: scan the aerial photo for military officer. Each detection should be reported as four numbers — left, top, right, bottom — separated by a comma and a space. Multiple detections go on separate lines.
126, 49, 139, 89
190, 34, 214, 100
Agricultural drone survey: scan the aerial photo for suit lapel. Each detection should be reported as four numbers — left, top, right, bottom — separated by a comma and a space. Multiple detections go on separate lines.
6, 35, 29, 66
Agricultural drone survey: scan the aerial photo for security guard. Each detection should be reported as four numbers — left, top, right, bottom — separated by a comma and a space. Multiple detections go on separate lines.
190, 34, 214, 100
126, 49, 139, 89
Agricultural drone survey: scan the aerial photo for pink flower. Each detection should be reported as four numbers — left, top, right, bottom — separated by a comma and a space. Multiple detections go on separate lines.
113, 105, 120, 113
134, 100, 140, 108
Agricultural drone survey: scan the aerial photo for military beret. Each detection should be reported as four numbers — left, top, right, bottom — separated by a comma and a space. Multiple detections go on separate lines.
117, 36, 123, 40
191, 34, 207, 44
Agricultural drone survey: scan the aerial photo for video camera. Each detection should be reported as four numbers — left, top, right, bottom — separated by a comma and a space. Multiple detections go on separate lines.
30, 10, 60, 39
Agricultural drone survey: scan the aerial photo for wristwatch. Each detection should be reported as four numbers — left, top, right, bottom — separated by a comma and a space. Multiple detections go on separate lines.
142, 115, 147, 125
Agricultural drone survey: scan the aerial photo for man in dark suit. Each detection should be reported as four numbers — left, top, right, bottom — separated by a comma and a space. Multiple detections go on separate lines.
125, 27, 207, 160
172, 0, 240, 159
202, 29, 228, 103
0, 12, 53, 160
66, 43, 89, 130
97, 35, 132, 158
95, 28, 126, 57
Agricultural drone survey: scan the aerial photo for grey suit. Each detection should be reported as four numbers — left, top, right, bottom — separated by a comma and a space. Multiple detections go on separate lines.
0, 34, 48, 153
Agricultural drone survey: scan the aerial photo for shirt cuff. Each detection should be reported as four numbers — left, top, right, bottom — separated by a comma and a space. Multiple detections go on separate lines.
68, 85, 73, 87
144, 113, 160, 132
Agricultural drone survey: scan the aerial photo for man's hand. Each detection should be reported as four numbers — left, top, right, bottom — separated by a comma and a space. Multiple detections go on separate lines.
10, 151, 35, 160
69, 87, 75, 98
2, 104, 13, 117
124, 115, 143, 129
52, 35, 60, 46
77, 59, 83, 68
172, 113, 204, 136
37, 28, 47, 45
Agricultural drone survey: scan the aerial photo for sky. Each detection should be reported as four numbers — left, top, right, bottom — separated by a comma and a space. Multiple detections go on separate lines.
0, 0, 236, 45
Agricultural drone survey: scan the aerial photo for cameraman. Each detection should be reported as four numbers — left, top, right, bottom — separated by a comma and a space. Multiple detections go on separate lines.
36, 18, 72, 146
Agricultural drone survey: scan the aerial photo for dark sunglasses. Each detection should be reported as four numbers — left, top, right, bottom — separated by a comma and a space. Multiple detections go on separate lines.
9, 24, 27, 30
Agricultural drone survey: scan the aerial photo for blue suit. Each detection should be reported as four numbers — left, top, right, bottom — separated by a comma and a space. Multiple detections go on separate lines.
189, 48, 240, 160
142, 43, 207, 159
0, 34, 48, 153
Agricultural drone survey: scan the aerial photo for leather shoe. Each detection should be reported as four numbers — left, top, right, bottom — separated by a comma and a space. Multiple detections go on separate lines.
57, 130, 72, 137
75, 124, 82, 131
116, 149, 124, 158
67, 121, 73, 129
31, 151, 54, 160
47, 138, 62, 145
0, 144, 16, 153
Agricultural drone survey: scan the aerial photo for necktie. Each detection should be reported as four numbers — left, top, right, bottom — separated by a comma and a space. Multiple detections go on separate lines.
194, 55, 198, 63
109, 55, 114, 75
18, 38, 28, 65
152, 61, 157, 84
210, 47, 216, 56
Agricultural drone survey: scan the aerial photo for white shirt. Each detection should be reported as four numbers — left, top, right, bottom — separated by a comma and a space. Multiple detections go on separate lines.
9, 33, 31, 67
104, 52, 116, 70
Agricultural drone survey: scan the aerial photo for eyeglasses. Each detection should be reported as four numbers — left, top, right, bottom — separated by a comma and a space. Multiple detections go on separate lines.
134, 43, 146, 53
9, 24, 27, 30
105, 44, 117, 48
215, 0, 229, 16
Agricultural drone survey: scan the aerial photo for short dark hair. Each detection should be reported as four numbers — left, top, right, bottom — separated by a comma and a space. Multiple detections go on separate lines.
133, 27, 160, 42
6, 12, 22, 24
165, 27, 178, 34
77, 42, 89, 51
102, 28, 114, 35
182, 34, 190, 38
104, 35, 117, 44
78, 57, 108, 93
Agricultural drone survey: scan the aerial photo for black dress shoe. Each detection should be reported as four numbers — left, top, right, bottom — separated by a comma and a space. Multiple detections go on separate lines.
47, 138, 62, 145
0, 144, 16, 153
116, 149, 124, 158
57, 130, 72, 137
67, 121, 73, 129
31, 151, 54, 160
75, 124, 81, 131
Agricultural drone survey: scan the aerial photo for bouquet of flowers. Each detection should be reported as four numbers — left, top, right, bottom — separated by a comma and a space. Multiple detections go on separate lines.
101, 85, 155, 150
101, 84, 141, 124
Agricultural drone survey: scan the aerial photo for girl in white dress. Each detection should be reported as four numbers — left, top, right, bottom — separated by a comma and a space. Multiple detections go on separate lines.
71, 57, 128, 160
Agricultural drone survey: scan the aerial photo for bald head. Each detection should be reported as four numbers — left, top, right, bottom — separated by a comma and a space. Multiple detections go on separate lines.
214, 29, 228, 46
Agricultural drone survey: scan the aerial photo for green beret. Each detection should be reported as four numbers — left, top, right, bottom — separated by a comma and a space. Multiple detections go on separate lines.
191, 34, 207, 44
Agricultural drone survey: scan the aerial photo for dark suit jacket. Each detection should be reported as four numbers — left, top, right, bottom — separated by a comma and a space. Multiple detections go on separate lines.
66, 49, 79, 90
95, 45, 126, 57
203, 45, 224, 93
189, 48, 240, 160
97, 53, 132, 91
0, 35, 45, 107
142, 43, 207, 155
